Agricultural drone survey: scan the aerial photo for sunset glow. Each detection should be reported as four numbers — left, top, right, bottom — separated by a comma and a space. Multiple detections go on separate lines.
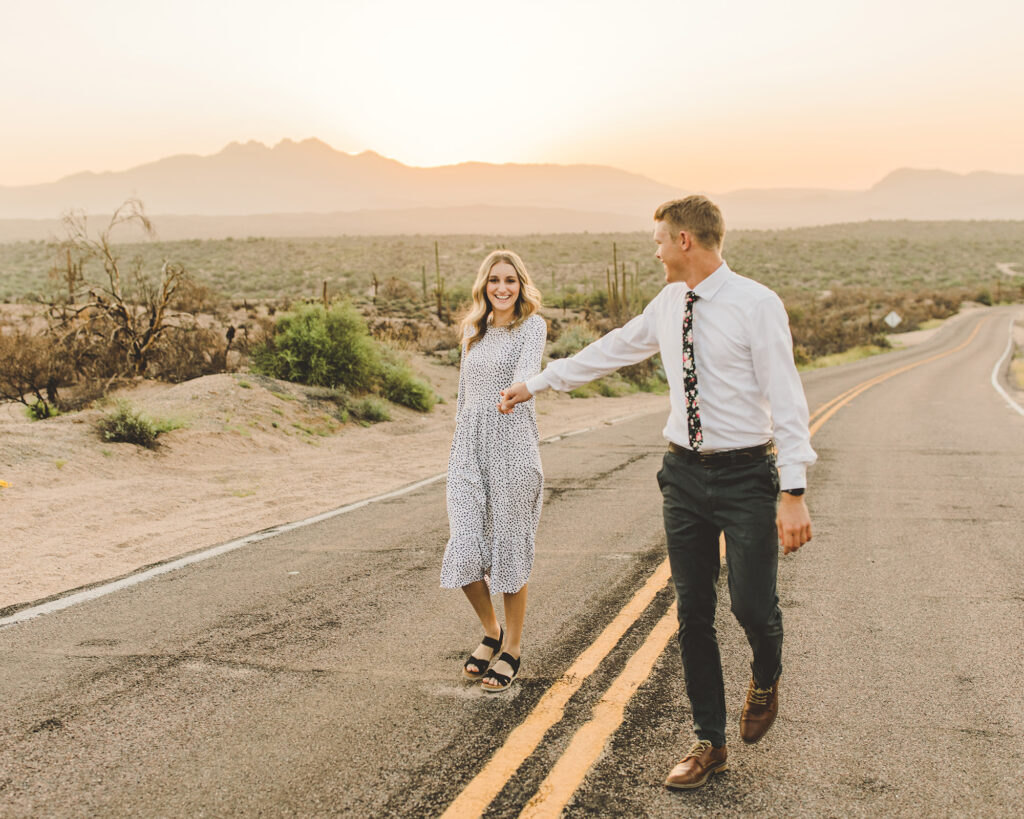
2, 0, 1022, 191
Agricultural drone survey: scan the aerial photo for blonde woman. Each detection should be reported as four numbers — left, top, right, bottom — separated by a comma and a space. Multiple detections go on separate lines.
440, 250, 546, 692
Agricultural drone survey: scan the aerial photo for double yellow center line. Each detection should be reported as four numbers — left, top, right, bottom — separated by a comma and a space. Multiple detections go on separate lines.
442, 315, 989, 818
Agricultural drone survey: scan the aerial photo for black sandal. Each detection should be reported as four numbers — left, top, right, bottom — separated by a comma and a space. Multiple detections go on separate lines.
480, 652, 520, 693
463, 627, 504, 680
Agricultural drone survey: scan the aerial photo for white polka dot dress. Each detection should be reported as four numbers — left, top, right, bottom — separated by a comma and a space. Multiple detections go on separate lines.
441, 313, 547, 594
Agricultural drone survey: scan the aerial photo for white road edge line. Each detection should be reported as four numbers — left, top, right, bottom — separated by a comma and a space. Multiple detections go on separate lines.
2, 409, 663, 629
990, 315, 1024, 417
0, 472, 446, 629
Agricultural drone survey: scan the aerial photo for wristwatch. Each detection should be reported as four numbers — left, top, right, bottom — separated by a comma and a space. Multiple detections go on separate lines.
781, 488, 805, 496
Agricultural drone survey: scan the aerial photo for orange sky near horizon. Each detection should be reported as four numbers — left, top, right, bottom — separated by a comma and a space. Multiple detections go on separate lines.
2, 0, 1022, 193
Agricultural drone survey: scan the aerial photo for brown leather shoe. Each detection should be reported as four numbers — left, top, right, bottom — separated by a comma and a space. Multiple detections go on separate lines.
664, 740, 728, 790
739, 677, 779, 744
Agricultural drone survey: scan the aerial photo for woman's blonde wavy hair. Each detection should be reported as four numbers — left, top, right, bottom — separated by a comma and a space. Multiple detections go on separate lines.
459, 250, 542, 352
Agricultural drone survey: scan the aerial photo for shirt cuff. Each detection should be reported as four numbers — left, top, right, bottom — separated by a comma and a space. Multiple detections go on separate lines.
525, 373, 550, 396
778, 464, 806, 492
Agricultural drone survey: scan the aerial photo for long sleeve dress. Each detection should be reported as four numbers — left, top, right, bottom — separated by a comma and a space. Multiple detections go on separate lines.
440, 313, 547, 594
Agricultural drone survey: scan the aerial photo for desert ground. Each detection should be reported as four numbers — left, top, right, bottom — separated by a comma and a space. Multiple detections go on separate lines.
2, 306, 1019, 615
0, 352, 668, 612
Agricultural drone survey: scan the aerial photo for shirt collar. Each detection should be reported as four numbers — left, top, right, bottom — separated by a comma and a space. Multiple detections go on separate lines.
692, 261, 733, 301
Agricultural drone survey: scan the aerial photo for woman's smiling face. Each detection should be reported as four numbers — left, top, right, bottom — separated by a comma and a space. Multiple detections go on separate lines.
486, 261, 520, 316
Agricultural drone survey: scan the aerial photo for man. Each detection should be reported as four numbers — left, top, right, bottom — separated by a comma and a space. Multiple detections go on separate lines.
498, 196, 815, 789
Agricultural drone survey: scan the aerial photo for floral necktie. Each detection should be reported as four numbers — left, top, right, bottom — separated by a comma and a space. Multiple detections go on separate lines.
682, 290, 703, 450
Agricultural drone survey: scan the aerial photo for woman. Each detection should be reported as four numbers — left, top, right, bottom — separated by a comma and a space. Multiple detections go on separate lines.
440, 249, 546, 692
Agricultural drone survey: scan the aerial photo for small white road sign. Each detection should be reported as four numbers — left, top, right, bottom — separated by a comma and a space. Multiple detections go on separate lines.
884, 311, 902, 328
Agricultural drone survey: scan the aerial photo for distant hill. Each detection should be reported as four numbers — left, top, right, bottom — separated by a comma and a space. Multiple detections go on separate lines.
718, 169, 1024, 227
0, 139, 673, 225
0, 140, 1022, 239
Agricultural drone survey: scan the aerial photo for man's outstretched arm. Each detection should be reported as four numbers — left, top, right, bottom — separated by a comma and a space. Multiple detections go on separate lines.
498, 304, 661, 413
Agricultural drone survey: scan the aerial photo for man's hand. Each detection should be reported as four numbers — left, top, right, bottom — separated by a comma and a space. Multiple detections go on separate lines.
498, 382, 533, 414
777, 493, 812, 554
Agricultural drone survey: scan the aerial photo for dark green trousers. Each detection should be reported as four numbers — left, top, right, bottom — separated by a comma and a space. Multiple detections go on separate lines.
657, 449, 783, 748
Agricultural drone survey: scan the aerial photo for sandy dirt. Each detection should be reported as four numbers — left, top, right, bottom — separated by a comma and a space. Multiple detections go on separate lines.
0, 354, 668, 611
4, 306, 1019, 613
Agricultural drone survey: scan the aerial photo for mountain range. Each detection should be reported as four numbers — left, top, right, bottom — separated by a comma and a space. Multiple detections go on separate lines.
1, 139, 1022, 240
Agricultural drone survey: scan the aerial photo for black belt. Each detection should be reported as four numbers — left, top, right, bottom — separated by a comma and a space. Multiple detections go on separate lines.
668, 440, 775, 468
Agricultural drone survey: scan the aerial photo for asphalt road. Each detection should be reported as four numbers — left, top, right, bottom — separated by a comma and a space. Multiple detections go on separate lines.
1, 306, 1022, 818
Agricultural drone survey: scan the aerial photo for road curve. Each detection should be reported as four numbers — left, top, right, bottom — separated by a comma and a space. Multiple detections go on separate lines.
558, 305, 1024, 818
0, 306, 1021, 817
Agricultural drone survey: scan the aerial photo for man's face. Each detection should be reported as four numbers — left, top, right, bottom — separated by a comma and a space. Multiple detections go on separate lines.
653, 220, 687, 283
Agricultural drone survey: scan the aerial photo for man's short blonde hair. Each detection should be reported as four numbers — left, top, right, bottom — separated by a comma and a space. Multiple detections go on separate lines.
654, 196, 725, 251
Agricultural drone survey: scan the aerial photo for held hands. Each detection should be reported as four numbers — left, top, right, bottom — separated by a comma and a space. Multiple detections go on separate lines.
498, 382, 533, 414
777, 493, 812, 555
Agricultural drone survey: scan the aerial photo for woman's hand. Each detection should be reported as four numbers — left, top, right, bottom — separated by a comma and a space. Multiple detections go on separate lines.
498, 383, 533, 413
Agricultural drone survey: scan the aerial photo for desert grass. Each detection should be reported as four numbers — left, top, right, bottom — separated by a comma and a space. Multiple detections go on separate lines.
3, 221, 1022, 380
1012, 354, 1024, 390
95, 400, 186, 448
3, 222, 1022, 304
797, 344, 891, 372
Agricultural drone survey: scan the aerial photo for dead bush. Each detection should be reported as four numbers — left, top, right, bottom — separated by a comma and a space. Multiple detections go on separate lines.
0, 200, 241, 411
51, 200, 196, 377
783, 286, 968, 358
53, 309, 129, 385
230, 315, 276, 357
56, 378, 119, 412
150, 325, 236, 383
415, 323, 461, 353
0, 328, 74, 417
370, 317, 458, 352
381, 277, 418, 302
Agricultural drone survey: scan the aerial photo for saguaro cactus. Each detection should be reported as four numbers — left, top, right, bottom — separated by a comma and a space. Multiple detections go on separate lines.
434, 241, 446, 322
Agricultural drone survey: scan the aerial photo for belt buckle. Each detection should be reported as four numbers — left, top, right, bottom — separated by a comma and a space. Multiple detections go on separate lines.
697, 450, 714, 466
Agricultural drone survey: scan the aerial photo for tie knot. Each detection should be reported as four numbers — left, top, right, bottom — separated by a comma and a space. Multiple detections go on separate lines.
686, 290, 699, 306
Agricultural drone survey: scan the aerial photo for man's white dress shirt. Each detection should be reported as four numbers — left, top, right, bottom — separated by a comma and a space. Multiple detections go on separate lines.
525, 262, 817, 489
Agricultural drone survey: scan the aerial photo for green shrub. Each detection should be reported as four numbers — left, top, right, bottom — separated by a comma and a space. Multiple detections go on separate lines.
25, 400, 60, 420
548, 324, 597, 359
555, 290, 593, 311
380, 361, 437, 412
443, 284, 472, 313
251, 303, 438, 415
569, 374, 637, 398
619, 353, 666, 389
251, 301, 379, 390
95, 401, 183, 448
350, 396, 391, 423
548, 328, 666, 397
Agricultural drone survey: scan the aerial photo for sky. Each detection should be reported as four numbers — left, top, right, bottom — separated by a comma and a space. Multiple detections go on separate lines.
2, 0, 1023, 192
